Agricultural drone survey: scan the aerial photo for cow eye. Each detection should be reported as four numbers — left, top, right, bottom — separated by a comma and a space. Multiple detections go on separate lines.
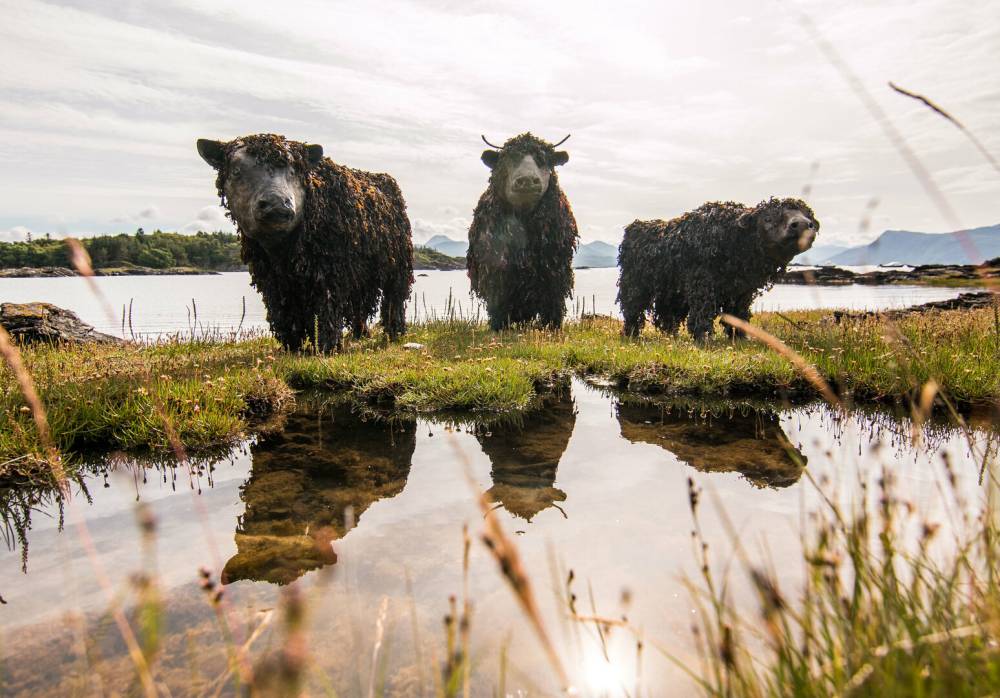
231, 166, 242, 178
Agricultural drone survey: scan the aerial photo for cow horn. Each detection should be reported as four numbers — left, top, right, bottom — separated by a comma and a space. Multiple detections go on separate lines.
551, 134, 571, 147
481, 134, 502, 149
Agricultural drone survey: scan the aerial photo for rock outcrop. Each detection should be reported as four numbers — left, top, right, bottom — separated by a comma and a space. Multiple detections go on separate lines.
0, 302, 121, 345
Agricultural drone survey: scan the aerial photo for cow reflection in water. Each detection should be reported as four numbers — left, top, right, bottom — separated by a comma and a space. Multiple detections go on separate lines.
616, 402, 805, 488
222, 408, 415, 585
478, 392, 577, 521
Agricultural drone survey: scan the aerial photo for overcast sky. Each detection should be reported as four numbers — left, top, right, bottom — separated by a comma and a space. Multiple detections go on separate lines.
1, 0, 997, 247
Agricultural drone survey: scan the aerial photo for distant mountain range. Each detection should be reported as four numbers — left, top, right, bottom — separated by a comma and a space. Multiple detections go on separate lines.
792, 244, 850, 265
426, 222, 1000, 269
793, 224, 1000, 266
421, 235, 619, 268
423, 234, 469, 258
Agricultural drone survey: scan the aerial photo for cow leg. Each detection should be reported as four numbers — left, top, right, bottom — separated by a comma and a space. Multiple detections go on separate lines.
619, 287, 653, 338
351, 315, 369, 340
539, 297, 566, 330
652, 292, 685, 335
722, 296, 753, 340
685, 290, 719, 343
380, 285, 408, 340
486, 297, 512, 331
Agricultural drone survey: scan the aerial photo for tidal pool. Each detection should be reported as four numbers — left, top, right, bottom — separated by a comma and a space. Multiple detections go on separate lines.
0, 381, 995, 696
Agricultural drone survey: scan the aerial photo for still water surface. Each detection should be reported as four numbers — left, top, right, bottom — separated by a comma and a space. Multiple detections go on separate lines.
0, 269, 978, 338
1, 381, 994, 696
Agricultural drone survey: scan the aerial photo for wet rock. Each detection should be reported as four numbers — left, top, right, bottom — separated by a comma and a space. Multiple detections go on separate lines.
0, 266, 218, 277
780, 258, 1000, 286
0, 267, 76, 278
0, 302, 121, 345
833, 291, 999, 323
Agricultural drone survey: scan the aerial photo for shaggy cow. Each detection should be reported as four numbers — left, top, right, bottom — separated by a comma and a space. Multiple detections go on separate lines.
618, 198, 818, 340
467, 133, 579, 330
197, 133, 413, 351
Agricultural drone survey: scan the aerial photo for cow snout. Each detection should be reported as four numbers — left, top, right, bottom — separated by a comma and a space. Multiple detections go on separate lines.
255, 193, 294, 222
793, 224, 816, 251
513, 174, 542, 192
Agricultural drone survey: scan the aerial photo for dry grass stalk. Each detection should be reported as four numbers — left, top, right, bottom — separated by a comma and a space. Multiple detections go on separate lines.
889, 82, 1000, 175
720, 314, 842, 409
476, 487, 570, 690
447, 435, 571, 691
72, 502, 160, 698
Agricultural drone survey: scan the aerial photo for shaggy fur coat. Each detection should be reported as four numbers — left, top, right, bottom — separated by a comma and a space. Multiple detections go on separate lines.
617, 198, 818, 340
467, 134, 579, 330
214, 134, 413, 351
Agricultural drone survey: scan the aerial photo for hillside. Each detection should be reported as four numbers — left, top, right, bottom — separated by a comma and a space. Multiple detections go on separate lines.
825, 224, 1000, 265
0, 229, 243, 271
413, 246, 465, 270
792, 244, 850, 265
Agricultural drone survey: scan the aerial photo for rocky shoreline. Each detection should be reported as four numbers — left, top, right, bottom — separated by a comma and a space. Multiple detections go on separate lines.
780, 258, 1000, 286
0, 265, 223, 278
1, 254, 465, 277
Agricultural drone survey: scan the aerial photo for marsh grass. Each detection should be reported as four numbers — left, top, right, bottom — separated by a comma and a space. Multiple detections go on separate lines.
683, 462, 1000, 697
0, 335, 292, 478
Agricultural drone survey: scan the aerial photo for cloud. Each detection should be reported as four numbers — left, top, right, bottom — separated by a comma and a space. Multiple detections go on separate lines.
411, 217, 471, 243
0, 225, 32, 242
0, 0, 997, 248
181, 205, 234, 233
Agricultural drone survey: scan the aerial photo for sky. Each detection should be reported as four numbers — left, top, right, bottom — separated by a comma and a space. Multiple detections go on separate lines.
1, 0, 997, 248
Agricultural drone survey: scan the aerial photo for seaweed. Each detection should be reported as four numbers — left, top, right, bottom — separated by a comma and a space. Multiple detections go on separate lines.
618, 197, 819, 340
208, 133, 414, 351
468, 133, 579, 330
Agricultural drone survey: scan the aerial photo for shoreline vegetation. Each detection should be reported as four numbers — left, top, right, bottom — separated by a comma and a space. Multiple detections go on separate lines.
2, 306, 997, 484
0, 229, 466, 275
2, 230, 999, 282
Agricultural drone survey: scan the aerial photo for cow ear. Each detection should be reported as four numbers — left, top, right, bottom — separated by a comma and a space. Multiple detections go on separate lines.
552, 151, 569, 167
481, 150, 500, 169
197, 139, 226, 169
305, 144, 324, 167
736, 210, 755, 230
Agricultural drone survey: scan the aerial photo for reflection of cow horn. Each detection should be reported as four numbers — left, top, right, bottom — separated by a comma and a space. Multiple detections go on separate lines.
551, 134, 571, 147
481, 134, 502, 149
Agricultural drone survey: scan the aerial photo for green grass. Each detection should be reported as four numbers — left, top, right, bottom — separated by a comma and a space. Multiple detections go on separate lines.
2, 307, 997, 480
0, 336, 292, 483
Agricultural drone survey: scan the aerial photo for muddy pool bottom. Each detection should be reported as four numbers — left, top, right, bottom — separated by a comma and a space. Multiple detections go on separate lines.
0, 380, 995, 696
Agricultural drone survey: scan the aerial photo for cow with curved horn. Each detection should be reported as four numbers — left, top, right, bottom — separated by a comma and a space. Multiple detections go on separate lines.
467, 132, 579, 330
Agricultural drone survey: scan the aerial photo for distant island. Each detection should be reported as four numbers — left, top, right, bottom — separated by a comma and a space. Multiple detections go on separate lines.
0, 229, 467, 276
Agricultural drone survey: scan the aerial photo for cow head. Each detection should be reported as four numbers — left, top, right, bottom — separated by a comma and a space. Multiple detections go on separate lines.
739, 198, 819, 258
480, 132, 570, 212
197, 134, 324, 247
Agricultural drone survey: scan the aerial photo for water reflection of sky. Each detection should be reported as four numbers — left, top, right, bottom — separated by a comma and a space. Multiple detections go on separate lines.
0, 269, 981, 337
0, 381, 994, 696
